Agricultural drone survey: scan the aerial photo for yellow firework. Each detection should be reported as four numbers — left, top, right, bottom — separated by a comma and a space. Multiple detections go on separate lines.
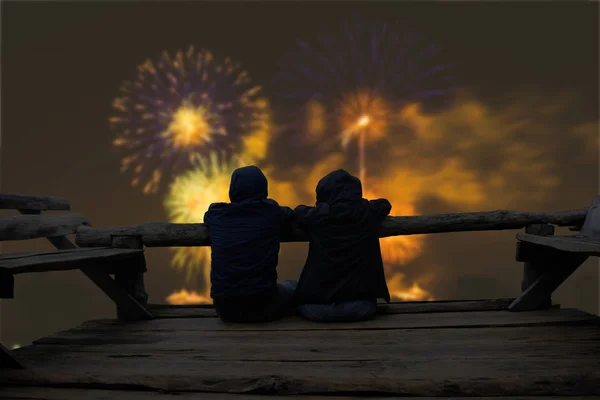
164, 152, 238, 285
165, 103, 224, 150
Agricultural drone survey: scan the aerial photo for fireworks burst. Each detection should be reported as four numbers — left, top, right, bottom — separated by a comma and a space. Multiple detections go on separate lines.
111, 46, 263, 194
277, 15, 453, 151
164, 152, 238, 289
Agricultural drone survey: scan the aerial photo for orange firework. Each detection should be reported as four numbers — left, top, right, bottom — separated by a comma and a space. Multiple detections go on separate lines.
339, 91, 390, 148
362, 189, 425, 266
387, 273, 434, 301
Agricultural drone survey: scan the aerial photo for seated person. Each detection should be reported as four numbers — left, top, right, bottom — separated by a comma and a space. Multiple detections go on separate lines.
204, 165, 297, 323
293, 169, 391, 322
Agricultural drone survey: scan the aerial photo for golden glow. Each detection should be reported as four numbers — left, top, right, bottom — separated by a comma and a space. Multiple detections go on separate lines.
239, 98, 272, 163
165, 104, 214, 149
393, 97, 563, 207
11, 344, 21, 350
166, 289, 212, 305
357, 115, 370, 127
340, 91, 390, 148
387, 273, 434, 301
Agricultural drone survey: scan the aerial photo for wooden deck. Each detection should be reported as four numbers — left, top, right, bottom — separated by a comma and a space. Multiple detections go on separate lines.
1, 299, 600, 399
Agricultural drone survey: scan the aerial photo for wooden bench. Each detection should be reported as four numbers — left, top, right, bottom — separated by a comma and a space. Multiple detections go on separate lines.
0, 194, 153, 369
510, 196, 600, 311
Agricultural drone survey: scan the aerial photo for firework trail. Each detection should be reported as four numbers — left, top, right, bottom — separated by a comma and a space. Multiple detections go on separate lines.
276, 15, 453, 184
110, 46, 263, 194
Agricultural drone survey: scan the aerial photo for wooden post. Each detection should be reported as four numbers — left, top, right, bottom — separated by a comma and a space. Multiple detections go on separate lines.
111, 235, 149, 321
0, 269, 14, 299
510, 223, 589, 311
516, 224, 555, 309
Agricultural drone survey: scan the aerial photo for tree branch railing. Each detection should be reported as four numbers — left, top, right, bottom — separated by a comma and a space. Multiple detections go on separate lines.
75, 208, 589, 248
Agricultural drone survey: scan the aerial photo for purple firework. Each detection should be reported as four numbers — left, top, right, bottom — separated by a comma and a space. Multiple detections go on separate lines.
110, 46, 262, 194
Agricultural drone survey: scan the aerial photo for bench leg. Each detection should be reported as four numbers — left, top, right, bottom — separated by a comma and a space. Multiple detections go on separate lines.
112, 236, 150, 321
45, 235, 152, 321
81, 265, 152, 321
0, 342, 23, 369
510, 243, 588, 311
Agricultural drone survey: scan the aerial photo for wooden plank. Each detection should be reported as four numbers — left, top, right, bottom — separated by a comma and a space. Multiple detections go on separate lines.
2, 353, 599, 396
19, 323, 600, 360
3, 389, 598, 400
9, 320, 597, 396
32, 309, 599, 339
516, 233, 600, 255
0, 193, 70, 211
0, 342, 23, 369
146, 299, 517, 319
0, 214, 89, 241
0, 247, 143, 275
75, 208, 589, 247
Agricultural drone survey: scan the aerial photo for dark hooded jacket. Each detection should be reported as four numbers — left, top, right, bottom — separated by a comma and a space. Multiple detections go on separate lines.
204, 166, 293, 299
293, 169, 391, 304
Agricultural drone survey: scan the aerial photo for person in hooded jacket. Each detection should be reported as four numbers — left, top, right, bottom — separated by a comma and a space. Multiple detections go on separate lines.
204, 165, 297, 323
293, 169, 391, 322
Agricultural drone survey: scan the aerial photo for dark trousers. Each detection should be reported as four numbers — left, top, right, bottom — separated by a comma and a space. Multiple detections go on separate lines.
214, 280, 298, 323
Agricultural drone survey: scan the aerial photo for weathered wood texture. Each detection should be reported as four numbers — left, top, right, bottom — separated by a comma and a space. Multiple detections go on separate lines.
0, 247, 143, 275
3, 307, 599, 396
0, 193, 70, 211
3, 390, 597, 400
34, 309, 597, 341
145, 298, 517, 319
516, 233, 600, 255
0, 214, 89, 241
75, 208, 589, 247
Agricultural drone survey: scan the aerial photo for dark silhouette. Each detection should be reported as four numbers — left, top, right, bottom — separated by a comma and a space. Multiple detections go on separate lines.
204, 165, 296, 322
292, 169, 392, 322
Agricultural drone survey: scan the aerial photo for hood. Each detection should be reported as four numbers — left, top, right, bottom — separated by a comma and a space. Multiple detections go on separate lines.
316, 169, 362, 205
229, 165, 268, 203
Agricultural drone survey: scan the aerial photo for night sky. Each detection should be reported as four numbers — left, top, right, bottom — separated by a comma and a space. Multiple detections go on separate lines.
1, 1, 598, 348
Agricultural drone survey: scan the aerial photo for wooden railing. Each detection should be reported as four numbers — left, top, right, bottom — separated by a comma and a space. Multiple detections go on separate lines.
74, 208, 588, 247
